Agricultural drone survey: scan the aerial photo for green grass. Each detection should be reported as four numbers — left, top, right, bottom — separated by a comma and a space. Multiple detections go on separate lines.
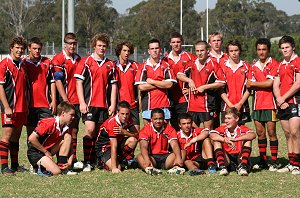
0, 121, 300, 198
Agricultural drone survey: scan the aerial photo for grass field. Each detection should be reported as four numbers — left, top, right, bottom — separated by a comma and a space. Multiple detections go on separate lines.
0, 121, 300, 198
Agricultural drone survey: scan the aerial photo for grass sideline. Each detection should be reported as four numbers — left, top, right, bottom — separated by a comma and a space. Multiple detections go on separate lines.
0, 122, 300, 197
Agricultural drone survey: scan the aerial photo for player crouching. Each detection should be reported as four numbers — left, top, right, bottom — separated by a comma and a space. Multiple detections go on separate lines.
95, 101, 138, 173
210, 107, 256, 176
27, 102, 77, 176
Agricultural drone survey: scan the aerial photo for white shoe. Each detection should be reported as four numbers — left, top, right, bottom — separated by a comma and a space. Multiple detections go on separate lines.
145, 167, 162, 175
277, 164, 293, 173
73, 161, 84, 169
83, 164, 92, 172
63, 169, 78, 175
167, 166, 185, 175
291, 167, 300, 175
219, 168, 229, 176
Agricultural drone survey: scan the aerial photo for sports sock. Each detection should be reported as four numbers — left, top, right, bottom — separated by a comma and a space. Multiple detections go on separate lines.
9, 141, 19, 169
295, 154, 300, 167
258, 139, 267, 162
288, 152, 295, 166
83, 137, 96, 164
241, 146, 252, 165
72, 138, 77, 160
207, 158, 216, 167
0, 141, 9, 170
57, 156, 68, 169
121, 145, 134, 160
270, 140, 278, 162
215, 148, 225, 167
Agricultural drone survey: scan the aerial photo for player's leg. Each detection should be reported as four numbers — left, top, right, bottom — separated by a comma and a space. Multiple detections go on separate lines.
266, 120, 279, 171
288, 116, 300, 174
70, 107, 80, 164
213, 141, 228, 176
130, 108, 140, 131
0, 124, 14, 175
237, 140, 252, 176
9, 125, 24, 172
253, 120, 268, 170
121, 137, 138, 161
202, 137, 217, 173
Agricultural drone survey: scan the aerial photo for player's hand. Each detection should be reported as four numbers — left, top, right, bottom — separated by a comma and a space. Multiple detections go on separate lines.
276, 97, 285, 107
4, 107, 12, 116
246, 80, 253, 89
146, 78, 154, 85
108, 105, 116, 117
188, 80, 196, 90
79, 102, 89, 114
50, 102, 57, 115
197, 86, 205, 93
112, 168, 121, 173
280, 102, 289, 110
182, 88, 189, 95
224, 137, 236, 150
44, 150, 53, 160
233, 102, 242, 111
113, 126, 124, 135
191, 87, 198, 95
184, 142, 192, 149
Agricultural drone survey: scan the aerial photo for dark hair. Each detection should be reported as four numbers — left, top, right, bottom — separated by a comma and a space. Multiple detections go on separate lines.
115, 41, 134, 57
91, 33, 110, 48
28, 37, 43, 48
178, 113, 193, 123
169, 32, 184, 43
64, 32, 77, 43
256, 38, 271, 50
195, 40, 210, 50
117, 100, 131, 111
151, 108, 164, 118
148, 38, 160, 48
9, 36, 27, 50
226, 39, 242, 53
278, 35, 295, 49
224, 107, 240, 118
56, 101, 76, 115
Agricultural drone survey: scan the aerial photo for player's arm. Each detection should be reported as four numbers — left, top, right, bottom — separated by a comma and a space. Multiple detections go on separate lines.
28, 131, 52, 160
177, 73, 196, 90
220, 92, 234, 107
55, 80, 68, 102
108, 83, 117, 116
0, 84, 12, 115
280, 73, 300, 104
76, 79, 88, 114
113, 125, 137, 137
209, 131, 226, 142
232, 131, 256, 142
137, 83, 156, 92
184, 129, 210, 149
170, 139, 184, 167
146, 78, 173, 89
235, 89, 250, 111
109, 137, 121, 173
139, 139, 152, 167
246, 79, 273, 89
273, 76, 286, 107
50, 81, 57, 114
196, 82, 225, 93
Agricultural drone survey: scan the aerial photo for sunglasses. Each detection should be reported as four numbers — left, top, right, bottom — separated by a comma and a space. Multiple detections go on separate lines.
65, 41, 77, 45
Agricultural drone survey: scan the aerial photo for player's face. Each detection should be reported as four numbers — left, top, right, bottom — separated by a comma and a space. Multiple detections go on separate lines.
148, 42, 161, 60
280, 43, 295, 60
209, 35, 222, 52
64, 38, 77, 56
61, 109, 76, 125
151, 113, 164, 130
224, 113, 239, 130
228, 45, 240, 63
94, 40, 107, 59
170, 37, 182, 54
179, 118, 192, 134
195, 44, 209, 62
10, 44, 25, 60
118, 107, 130, 124
119, 45, 131, 62
256, 44, 269, 62
28, 43, 42, 60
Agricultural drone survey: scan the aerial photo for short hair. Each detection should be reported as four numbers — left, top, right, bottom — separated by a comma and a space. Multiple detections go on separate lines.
56, 101, 76, 116
28, 37, 43, 48
117, 101, 131, 111
169, 32, 184, 43
224, 107, 240, 118
278, 35, 295, 49
208, 32, 223, 42
91, 33, 110, 48
226, 39, 242, 53
64, 32, 77, 43
178, 113, 193, 123
195, 40, 210, 50
9, 36, 27, 50
255, 38, 271, 50
148, 38, 160, 48
115, 41, 134, 57
151, 108, 164, 118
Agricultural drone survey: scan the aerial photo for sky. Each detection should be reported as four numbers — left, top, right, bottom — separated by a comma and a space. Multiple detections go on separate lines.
111, 0, 300, 16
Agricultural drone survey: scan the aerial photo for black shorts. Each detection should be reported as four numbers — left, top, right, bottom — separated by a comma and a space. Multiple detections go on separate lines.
151, 153, 171, 169
82, 107, 108, 124
26, 108, 53, 127
68, 104, 81, 129
130, 108, 140, 126
189, 112, 215, 126
221, 111, 251, 125
277, 104, 300, 120
192, 155, 207, 170
170, 102, 188, 120
27, 143, 47, 168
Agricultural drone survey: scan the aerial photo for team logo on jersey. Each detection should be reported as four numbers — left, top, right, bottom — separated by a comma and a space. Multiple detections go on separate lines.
205, 68, 210, 74
240, 68, 246, 74
290, 65, 295, 70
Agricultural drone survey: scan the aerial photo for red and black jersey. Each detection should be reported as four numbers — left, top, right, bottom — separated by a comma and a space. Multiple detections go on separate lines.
177, 127, 208, 160
139, 123, 177, 155
23, 56, 54, 108
185, 58, 225, 112
276, 55, 300, 104
95, 115, 134, 152
34, 117, 71, 150
209, 52, 229, 64
165, 51, 196, 104
75, 55, 117, 108
210, 125, 253, 155
135, 58, 177, 111
250, 57, 278, 110
0, 55, 28, 113
52, 50, 81, 104
219, 59, 250, 112
115, 59, 138, 109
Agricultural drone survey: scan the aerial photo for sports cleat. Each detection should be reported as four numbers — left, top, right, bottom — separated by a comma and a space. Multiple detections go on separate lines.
188, 169, 205, 176
145, 167, 162, 175
237, 164, 249, 176
219, 168, 229, 176
11, 165, 29, 173
167, 166, 185, 175
277, 164, 293, 173
73, 161, 84, 170
291, 167, 300, 175
269, 162, 280, 172
61, 169, 78, 175
1, 167, 16, 176
208, 164, 217, 174
83, 163, 93, 172
252, 161, 268, 170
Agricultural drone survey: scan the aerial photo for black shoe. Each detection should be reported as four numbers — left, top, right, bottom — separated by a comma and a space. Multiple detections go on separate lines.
252, 161, 268, 170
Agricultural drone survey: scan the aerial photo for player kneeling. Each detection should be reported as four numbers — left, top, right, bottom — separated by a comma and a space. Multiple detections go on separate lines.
27, 102, 77, 176
136, 108, 184, 175
210, 107, 256, 176
177, 113, 211, 176
95, 101, 138, 173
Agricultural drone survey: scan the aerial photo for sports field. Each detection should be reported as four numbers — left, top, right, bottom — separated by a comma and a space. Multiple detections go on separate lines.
0, 122, 299, 198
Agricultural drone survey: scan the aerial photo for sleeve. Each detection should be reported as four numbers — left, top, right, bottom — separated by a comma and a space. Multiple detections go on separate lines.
213, 61, 226, 83
135, 64, 147, 85
240, 125, 254, 135
176, 133, 184, 150
166, 126, 178, 143
164, 66, 177, 83
74, 58, 87, 81
104, 121, 117, 138
209, 126, 224, 136
138, 127, 150, 142
34, 119, 55, 137
0, 59, 7, 84
51, 55, 65, 81
108, 63, 118, 84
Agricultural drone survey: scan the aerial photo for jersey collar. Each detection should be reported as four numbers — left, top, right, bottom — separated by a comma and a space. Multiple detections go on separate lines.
254, 57, 272, 70
63, 50, 79, 64
225, 59, 244, 72
179, 129, 192, 139
55, 116, 69, 136
115, 114, 129, 128
282, 54, 298, 64
195, 57, 211, 71
225, 125, 240, 138
116, 59, 132, 72
168, 50, 184, 64
209, 51, 225, 63
146, 58, 162, 71
151, 122, 165, 134
7, 54, 24, 69
25, 56, 43, 67
91, 53, 107, 67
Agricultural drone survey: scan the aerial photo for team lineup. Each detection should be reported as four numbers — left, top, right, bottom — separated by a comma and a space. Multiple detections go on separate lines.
0, 31, 299, 177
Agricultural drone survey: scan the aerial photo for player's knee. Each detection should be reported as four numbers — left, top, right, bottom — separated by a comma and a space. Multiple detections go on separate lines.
127, 137, 138, 146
